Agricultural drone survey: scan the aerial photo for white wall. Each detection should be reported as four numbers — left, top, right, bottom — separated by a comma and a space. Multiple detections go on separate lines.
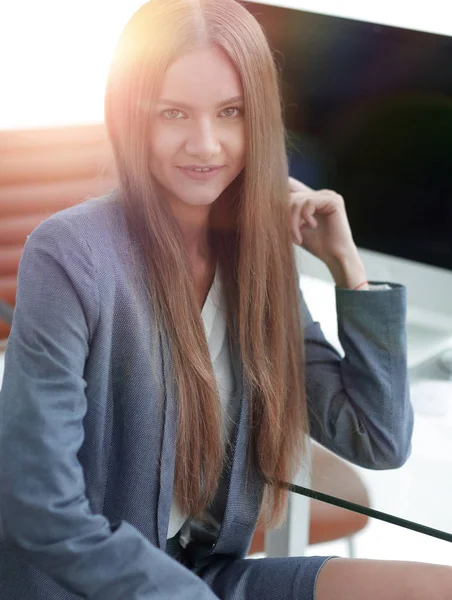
0, 0, 451, 130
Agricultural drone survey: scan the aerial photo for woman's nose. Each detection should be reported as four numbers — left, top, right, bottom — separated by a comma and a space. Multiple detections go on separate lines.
185, 119, 221, 159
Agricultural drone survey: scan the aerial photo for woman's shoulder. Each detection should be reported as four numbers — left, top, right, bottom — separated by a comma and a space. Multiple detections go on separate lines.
29, 188, 121, 241
26, 189, 129, 266
24, 191, 154, 321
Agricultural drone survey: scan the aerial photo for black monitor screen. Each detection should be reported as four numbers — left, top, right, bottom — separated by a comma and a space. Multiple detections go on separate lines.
246, 3, 452, 270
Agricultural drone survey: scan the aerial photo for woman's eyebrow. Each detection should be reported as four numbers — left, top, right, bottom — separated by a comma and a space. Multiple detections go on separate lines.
156, 95, 244, 108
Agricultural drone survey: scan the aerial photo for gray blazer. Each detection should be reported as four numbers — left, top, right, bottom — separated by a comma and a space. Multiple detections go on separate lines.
0, 192, 413, 600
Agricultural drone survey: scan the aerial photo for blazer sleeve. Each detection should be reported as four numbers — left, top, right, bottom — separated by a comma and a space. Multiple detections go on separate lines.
300, 284, 414, 469
0, 216, 219, 600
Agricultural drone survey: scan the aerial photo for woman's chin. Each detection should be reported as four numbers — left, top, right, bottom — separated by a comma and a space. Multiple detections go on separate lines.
183, 197, 218, 209
174, 190, 223, 208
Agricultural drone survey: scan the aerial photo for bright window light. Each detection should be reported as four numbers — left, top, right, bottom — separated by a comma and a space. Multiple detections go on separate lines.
0, 1, 145, 130
0, 0, 450, 130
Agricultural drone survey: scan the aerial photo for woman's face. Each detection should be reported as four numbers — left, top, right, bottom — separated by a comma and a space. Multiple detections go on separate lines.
149, 44, 245, 211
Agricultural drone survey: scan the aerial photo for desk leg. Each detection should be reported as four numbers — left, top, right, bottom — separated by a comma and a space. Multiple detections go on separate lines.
265, 446, 311, 558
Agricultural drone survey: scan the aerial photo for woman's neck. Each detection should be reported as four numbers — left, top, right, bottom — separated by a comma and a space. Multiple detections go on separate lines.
164, 193, 217, 307
169, 200, 212, 264
179, 221, 211, 264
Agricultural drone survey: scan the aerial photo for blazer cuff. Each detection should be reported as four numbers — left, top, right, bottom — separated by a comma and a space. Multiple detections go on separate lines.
335, 282, 406, 322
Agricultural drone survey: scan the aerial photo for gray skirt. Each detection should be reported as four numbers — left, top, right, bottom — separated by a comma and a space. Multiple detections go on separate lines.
166, 532, 334, 600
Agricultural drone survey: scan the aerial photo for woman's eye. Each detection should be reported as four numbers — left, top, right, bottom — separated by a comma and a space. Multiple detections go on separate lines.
162, 109, 184, 120
220, 107, 241, 118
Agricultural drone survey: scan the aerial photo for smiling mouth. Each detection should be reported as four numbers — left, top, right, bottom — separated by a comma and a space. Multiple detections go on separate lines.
177, 165, 225, 182
179, 166, 224, 172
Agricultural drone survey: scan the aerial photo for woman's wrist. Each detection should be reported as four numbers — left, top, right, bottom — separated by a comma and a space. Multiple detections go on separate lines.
325, 250, 369, 289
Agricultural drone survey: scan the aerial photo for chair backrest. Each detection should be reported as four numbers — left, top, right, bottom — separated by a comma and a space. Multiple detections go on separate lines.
0, 123, 117, 341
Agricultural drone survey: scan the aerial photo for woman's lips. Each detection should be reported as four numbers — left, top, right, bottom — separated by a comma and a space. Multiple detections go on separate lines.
177, 165, 225, 181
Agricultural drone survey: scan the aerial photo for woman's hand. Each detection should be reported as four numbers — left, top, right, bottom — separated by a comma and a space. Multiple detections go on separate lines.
288, 176, 369, 289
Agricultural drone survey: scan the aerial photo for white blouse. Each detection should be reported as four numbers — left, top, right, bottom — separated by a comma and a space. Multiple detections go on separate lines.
167, 264, 237, 539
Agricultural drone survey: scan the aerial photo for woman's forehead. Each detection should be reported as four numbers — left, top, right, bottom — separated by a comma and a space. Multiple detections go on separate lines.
157, 45, 243, 107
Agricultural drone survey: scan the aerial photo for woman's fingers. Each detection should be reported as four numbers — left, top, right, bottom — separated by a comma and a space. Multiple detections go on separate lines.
289, 197, 318, 245
288, 184, 354, 259
290, 190, 342, 217
289, 189, 344, 246
290, 202, 304, 244
298, 199, 318, 229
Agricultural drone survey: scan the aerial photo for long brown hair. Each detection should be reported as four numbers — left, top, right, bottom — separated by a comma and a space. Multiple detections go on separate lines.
104, 0, 308, 528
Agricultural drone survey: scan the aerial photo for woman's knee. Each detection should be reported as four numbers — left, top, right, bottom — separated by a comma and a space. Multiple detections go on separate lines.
314, 557, 452, 600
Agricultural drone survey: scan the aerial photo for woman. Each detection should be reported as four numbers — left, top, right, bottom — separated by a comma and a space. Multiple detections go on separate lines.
0, 0, 450, 598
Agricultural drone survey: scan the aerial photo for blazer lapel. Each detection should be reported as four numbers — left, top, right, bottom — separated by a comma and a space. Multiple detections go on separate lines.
155, 324, 263, 552
213, 336, 263, 554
